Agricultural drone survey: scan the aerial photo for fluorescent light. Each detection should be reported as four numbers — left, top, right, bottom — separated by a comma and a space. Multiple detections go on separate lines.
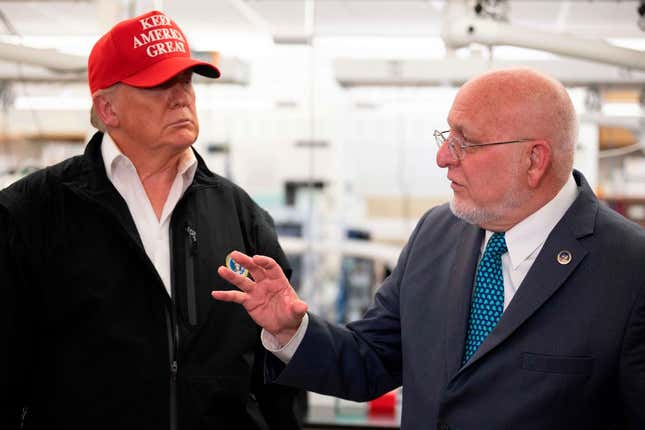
188, 31, 274, 58
0, 35, 94, 56
195, 98, 273, 110
609, 38, 645, 51
317, 36, 447, 59
14, 96, 90, 111
602, 102, 643, 116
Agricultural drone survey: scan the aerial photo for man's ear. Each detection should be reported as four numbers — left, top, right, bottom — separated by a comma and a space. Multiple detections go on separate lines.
526, 140, 551, 188
92, 92, 119, 128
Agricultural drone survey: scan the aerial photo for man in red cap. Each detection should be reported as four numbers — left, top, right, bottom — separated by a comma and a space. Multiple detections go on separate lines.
0, 10, 303, 430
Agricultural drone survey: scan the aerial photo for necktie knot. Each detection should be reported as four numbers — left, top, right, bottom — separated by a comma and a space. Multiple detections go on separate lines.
486, 232, 507, 258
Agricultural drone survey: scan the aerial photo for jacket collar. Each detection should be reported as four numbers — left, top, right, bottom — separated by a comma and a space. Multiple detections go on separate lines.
63, 132, 143, 251
62, 132, 223, 252
66, 131, 222, 193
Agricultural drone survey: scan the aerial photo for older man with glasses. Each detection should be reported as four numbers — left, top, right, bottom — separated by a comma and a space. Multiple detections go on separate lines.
212, 68, 645, 430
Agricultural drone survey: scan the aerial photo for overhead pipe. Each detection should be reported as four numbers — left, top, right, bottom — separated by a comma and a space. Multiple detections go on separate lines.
441, 0, 645, 72
0, 41, 86, 73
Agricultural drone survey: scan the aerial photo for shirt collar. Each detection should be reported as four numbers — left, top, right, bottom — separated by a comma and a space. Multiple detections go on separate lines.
484, 174, 579, 269
177, 147, 198, 184
101, 132, 126, 182
100, 132, 198, 186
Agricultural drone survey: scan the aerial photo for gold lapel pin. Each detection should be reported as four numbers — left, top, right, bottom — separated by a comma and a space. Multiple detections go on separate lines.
556, 250, 572, 265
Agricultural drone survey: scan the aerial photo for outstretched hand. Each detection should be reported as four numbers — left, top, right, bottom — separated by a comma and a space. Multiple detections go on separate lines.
211, 251, 308, 345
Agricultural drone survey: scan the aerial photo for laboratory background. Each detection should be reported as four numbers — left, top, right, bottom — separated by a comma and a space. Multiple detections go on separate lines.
1, 1, 644, 428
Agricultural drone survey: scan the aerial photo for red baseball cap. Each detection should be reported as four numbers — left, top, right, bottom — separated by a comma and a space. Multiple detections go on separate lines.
88, 10, 220, 94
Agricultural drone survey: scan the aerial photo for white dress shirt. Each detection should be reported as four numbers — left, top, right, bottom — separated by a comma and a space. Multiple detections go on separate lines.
264, 174, 579, 363
101, 133, 197, 296
491, 174, 578, 310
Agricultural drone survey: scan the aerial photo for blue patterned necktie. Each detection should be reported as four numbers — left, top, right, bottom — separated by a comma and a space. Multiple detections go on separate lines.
462, 232, 508, 365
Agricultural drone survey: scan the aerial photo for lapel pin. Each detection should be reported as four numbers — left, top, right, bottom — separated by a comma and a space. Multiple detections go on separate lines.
225, 252, 249, 277
556, 250, 572, 265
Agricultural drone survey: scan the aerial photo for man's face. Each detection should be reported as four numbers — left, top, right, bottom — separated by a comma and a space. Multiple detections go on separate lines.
111, 70, 199, 152
436, 84, 529, 229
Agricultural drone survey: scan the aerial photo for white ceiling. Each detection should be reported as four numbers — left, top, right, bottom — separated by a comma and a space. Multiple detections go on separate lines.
0, 0, 643, 84
0, 0, 642, 42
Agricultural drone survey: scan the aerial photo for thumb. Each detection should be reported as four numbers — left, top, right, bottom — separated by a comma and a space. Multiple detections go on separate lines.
290, 300, 308, 320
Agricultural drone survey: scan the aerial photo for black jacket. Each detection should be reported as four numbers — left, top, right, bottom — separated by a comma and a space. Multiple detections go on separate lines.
0, 132, 303, 430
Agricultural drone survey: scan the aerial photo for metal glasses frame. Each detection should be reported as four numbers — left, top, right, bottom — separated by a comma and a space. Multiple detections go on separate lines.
433, 129, 533, 160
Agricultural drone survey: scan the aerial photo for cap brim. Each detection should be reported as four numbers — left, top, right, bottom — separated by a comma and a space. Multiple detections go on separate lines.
121, 56, 220, 88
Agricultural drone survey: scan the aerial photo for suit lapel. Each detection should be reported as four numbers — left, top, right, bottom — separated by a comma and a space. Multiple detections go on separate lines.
459, 170, 598, 372
444, 223, 484, 377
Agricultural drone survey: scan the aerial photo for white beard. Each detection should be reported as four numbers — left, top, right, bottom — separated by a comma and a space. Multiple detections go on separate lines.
449, 181, 528, 226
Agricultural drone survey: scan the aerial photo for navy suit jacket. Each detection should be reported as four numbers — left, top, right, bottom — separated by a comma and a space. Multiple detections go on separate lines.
268, 171, 645, 430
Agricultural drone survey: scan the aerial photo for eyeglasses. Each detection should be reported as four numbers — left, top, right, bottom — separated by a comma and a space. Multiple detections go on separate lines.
433, 129, 533, 160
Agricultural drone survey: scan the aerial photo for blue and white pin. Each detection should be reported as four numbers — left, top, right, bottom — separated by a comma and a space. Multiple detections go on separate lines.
225, 252, 249, 277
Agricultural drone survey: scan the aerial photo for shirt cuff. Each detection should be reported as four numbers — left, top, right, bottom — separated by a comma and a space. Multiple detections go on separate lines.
261, 313, 309, 364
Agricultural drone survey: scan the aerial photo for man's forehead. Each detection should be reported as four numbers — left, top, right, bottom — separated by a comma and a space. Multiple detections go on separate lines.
447, 92, 495, 124
447, 97, 518, 139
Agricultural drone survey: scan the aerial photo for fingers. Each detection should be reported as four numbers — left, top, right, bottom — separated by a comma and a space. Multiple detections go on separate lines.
251, 254, 286, 280
211, 289, 247, 305
229, 250, 254, 267
217, 266, 254, 291
229, 250, 267, 282
223, 250, 288, 285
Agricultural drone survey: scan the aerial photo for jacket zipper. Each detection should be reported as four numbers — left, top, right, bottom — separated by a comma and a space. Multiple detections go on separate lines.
167, 223, 180, 430
165, 309, 179, 430
166, 189, 199, 428
19, 406, 28, 428
185, 223, 198, 326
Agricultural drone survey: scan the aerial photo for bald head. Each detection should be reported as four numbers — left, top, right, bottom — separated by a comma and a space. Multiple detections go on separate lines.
457, 68, 577, 184
440, 68, 579, 230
